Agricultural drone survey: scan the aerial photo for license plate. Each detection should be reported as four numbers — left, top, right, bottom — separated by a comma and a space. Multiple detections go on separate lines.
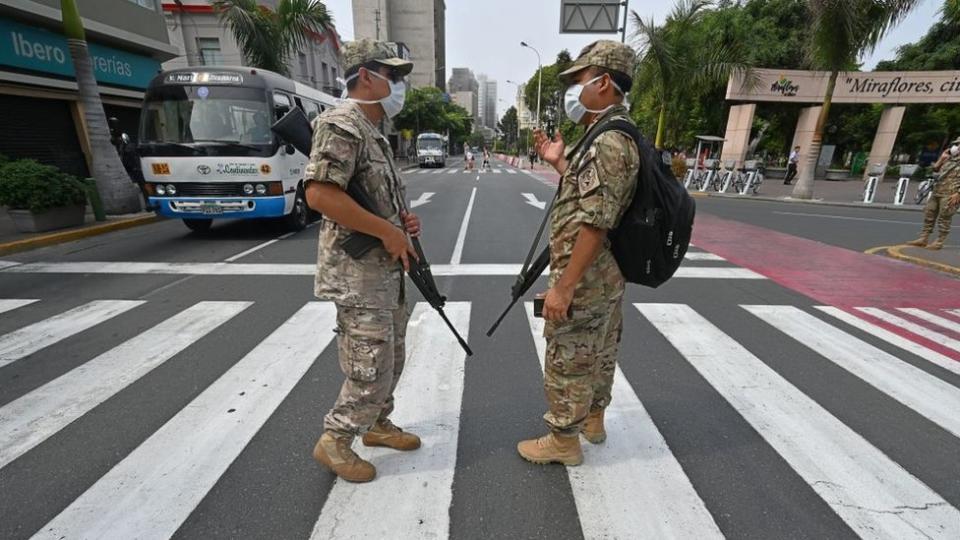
201, 203, 223, 215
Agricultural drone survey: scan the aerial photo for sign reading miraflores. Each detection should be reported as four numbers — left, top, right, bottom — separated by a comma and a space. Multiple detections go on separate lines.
727, 68, 960, 104
0, 17, 160, 90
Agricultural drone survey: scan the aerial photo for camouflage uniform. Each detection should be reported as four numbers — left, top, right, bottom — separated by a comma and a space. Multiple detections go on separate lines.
922, 157, 960, 240
306, 40, 413, 437
539, 41, 639, 438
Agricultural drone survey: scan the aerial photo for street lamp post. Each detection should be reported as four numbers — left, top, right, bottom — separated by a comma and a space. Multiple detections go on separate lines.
520, 41, 542, 129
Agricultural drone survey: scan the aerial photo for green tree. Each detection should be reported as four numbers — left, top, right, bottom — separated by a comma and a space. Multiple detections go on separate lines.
213, 0, 333, 76
631, 0, 754, 149
61, 0, 142, 214
790, 0, 921, 200
392, 87, 473, 148
497, 106, 519, 148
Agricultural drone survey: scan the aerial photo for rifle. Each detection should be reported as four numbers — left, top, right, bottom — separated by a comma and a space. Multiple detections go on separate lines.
486, 246, 549, 337
272, 109, 473, 356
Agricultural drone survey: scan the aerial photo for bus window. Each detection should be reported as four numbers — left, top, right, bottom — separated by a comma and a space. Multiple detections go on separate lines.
273, 92, 292, 119
303, 100, 321, 121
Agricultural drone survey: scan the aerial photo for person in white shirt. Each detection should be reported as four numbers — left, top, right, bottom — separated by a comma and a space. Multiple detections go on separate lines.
784, 145, 800, 185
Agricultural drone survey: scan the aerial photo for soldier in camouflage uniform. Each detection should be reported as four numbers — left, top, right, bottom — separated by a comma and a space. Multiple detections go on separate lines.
518, 41, 640, 466
907, 138, 960, 250
305, 39, 422, 483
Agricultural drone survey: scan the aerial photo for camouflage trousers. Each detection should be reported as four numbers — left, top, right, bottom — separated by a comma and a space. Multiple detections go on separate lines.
921, 194, 957, 238
542, 296, 624, 436
324, 303, 410, 437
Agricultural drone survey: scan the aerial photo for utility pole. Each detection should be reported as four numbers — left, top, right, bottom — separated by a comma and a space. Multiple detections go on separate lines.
374, 7, 381, 40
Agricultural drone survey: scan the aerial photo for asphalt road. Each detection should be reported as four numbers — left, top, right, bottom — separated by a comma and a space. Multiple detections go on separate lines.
0, 158, 958, 540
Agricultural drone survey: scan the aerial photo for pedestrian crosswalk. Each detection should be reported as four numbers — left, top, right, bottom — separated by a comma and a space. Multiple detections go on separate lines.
413, 167, 509, 175
1, 297, 959, 539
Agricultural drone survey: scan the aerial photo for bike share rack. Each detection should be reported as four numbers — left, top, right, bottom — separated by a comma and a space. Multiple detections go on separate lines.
718, 160, 737, 193
862, 163, 884, 204
700, 159, 717, 192
742, 160, 758, 195
894, 164, 919, 206
683, 158, 697, 189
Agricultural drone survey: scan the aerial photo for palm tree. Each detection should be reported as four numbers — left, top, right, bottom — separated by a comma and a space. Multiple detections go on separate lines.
212, 0, 334, 76
791, 0, 921, 200
62, 0, 142, 214
632, 0, 752, 149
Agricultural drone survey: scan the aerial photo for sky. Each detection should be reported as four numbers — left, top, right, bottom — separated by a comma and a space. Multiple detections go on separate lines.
323, 0, 942, 120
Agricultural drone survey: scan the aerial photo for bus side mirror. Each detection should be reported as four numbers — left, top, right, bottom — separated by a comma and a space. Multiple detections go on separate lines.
285, 143, 295, 155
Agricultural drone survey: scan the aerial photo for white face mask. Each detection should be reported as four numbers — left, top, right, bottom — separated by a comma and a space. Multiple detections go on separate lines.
342, 69, 406, 118
563, 74, 625, 123
951, 145, 959, 156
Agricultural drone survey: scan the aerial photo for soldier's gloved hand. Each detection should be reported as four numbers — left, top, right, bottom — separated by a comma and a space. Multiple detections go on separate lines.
401, 211, 421, 238
382, 226, 418, 272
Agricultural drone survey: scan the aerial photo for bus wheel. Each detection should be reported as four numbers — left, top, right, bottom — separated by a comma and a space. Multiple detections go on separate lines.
183, 218, 212, 233
285, 188, 309, 231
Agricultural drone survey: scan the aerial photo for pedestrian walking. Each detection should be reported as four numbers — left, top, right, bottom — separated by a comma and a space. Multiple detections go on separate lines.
528, 146, 538, 169
784, 145, 800, 185
482, 147, 491, 169
517, 40, 639, 466
303, 39, 423, 483
906, 138, 960, 250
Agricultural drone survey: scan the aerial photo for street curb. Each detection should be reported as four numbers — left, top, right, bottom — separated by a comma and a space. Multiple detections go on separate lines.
703, 192, 923, 212
0, 214, 161, 256
885, 245, 960, 277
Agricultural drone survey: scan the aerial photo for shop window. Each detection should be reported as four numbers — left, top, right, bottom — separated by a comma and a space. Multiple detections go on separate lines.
128, 0, 156, 10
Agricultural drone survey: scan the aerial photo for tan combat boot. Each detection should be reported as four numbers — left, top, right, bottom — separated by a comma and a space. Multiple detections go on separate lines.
905, 235, 929, 247
582, 409, 607, 444
362, 419, 421, 451
517, 433, 583, 466
926, 237, 946, 250
313, 431, 376, 483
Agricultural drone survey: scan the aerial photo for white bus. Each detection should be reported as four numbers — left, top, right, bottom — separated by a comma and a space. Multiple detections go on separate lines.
137, 66, 339, 232
416, 132, 446, 168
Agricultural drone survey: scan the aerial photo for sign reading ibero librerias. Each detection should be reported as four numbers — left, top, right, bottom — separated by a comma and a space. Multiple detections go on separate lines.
727, 68, 960, 104
0, 17, 160, 90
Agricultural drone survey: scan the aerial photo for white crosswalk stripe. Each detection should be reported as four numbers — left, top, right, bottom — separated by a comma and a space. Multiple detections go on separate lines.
744, 305, 960, 439
856, 307, 960, 353
433, 169, 445, 174
897, 308, 960, 334
0, 300, 144, 366
311, 303, 471, 539
447, 168, 458, 174
3, 298, 958, 539
506, 169, 517, 174
638, 303, 960, 540
524, 304, 723, 539
0, 301, 251, 470
32, 302, 338, 540
493, 168, 502, 173
0, 299, 38, 315
815, 306, 960, 377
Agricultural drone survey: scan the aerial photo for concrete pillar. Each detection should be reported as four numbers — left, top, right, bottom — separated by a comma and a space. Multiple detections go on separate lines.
864, 106, 906, 180
720, 103, 756, 167
790, 106, 822, 174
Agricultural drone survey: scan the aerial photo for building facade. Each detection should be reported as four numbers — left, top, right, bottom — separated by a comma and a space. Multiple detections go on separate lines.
516, 82, 534, 130
481, 77, 496, 130
0, 0, 177, 177
448, 67, 477, 120
162, 1, 344, 97
352, 0, 445, 91
451, 90, 475, 121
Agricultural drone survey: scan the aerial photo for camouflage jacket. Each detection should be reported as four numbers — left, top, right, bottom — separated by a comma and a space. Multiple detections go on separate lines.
935, 157, 960, 197
305, 101, 407, 309
548, 105, 639, 311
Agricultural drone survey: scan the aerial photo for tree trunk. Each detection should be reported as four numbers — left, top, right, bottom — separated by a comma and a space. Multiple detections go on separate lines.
655, 105, 667, 150
62, 0, 141, 215
791, 70, 838, 200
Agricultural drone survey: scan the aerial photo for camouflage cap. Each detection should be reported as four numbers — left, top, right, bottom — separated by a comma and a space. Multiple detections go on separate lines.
952, 136, 960, 145
340, 38, 413, 76
558, 40, 636, 84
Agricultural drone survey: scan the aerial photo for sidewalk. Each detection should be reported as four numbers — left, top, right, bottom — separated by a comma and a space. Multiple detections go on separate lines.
707, 177, 925, 211
0, 207, 159, 256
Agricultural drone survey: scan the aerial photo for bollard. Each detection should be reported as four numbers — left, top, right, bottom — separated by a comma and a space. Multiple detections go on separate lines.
83, 178, 107, 222
893, 177, 910, 205
862, 176, 879, 204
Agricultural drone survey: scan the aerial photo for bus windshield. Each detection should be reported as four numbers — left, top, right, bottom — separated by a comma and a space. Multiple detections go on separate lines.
419, 138, 443, 151
139, 85, 276, 157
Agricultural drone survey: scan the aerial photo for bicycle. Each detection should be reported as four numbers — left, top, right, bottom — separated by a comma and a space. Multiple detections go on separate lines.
717, 160, 737, 193
699, 159, 720, 192
740, 160, 764, 195
914, 173, 936, 205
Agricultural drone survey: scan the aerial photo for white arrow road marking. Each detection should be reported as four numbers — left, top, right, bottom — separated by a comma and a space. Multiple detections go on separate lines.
522, 193, 546, 210
410, 192, 435, 209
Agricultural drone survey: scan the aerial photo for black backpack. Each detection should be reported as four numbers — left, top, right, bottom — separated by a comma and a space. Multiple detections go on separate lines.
575, 118, 696, 287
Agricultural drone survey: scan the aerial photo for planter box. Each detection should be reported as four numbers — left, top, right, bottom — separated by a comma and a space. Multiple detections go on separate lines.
824, 169, 851, 181
7, 205, 85, 233
766, 167, 787, 180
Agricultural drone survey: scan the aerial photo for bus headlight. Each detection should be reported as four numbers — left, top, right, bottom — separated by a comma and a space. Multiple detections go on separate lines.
165, 184, 176, 195
156, 184, 166, 196
243, 183, 254, 195
255, 184, 267, 195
